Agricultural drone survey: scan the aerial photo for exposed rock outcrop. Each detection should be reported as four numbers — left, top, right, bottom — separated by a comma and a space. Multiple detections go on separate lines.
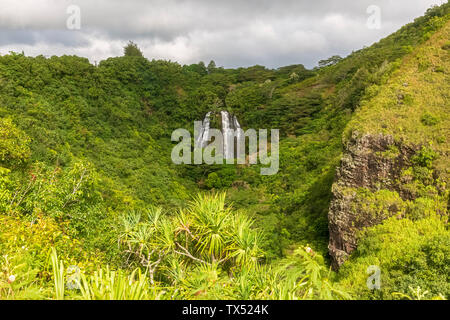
328, 131, 418, 269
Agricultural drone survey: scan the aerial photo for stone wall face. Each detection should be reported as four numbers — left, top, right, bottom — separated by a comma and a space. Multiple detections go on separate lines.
328, 131, 417, 269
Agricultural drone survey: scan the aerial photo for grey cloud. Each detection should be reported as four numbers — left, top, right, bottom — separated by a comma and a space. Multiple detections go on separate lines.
0, 29, 90, 47
0, 0, 445, 68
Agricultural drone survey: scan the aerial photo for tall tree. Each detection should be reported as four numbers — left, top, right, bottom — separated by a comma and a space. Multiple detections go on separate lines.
124, 41, 143, 57
207, 60, 216, 74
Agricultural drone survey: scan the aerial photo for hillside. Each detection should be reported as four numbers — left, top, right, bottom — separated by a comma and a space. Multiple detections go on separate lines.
331, 18, 449, 298
0, 3, 448, 300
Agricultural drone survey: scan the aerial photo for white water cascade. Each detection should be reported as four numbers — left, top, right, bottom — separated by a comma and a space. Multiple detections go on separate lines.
195, 111, 211, 148
233, 114, 242, 150
196, 111, 242, 160
221, 110, 233, 159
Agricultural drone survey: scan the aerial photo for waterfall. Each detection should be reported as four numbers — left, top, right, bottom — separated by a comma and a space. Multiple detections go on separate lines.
232, 115, 241, 145
201, 112, 211, 148
221, 110, 233, 159
197, 110, 241, 160
195, 111, 211, 148
233, 115, 242, 160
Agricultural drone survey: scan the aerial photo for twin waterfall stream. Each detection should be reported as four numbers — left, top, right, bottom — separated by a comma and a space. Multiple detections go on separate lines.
195, 111, 242, 159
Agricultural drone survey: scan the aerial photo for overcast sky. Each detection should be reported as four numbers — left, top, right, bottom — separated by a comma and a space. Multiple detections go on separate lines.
0, 0, 446, 69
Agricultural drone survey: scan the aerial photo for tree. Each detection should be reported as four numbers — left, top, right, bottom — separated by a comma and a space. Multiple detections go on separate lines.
289, 72, 300, 83
318, 55, 342, 68
124, 41, 143, 57
207, 60, 216, 74
0, 118, 31, 166
185, 62, 208, 76
197, 61, 208, 75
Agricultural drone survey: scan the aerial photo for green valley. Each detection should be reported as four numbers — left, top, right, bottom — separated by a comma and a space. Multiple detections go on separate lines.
0, 2, 449, 300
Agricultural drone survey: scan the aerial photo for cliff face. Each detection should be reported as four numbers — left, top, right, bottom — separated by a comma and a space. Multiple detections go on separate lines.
328, 18, 450, 269
328, 132, 418, 269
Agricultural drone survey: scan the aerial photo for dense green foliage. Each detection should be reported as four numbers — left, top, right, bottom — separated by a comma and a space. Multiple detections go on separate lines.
124, 41, 144, 57
0, 3, 449, 300
338, 215, 449, 299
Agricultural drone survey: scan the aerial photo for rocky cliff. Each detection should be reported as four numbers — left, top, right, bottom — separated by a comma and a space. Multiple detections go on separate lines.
328, 19, 449, 270
328, 132, 419, 269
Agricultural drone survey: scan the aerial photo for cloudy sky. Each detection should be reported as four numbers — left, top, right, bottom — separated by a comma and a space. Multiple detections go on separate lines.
0, 0, 446, 68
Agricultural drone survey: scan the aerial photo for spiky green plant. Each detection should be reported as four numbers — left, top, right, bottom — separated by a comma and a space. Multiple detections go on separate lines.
50, 248, 65, 300
229, 214, 264, 268
393, 286, 446, 300
79, 266, 162, 300
187, 193, 232, 261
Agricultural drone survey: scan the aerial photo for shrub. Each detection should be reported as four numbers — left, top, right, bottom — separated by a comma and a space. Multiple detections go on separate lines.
338, 215, 449, 299
420, 112, 440, 126
0, 118, 31, 167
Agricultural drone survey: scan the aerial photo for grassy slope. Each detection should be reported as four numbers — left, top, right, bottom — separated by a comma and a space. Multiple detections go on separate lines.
345, 20, 450, 177
336, 20, 450, 299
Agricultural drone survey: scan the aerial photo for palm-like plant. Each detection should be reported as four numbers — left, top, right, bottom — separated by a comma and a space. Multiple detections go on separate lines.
119, 207, 173, 283
118, 193, 266, 290
187, 193, 232, 262
179, 262, 233, 299
79, 267, 157, 300
229, 214, 264, 268
270, 247, 352, 300
232, 264, 270, 299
